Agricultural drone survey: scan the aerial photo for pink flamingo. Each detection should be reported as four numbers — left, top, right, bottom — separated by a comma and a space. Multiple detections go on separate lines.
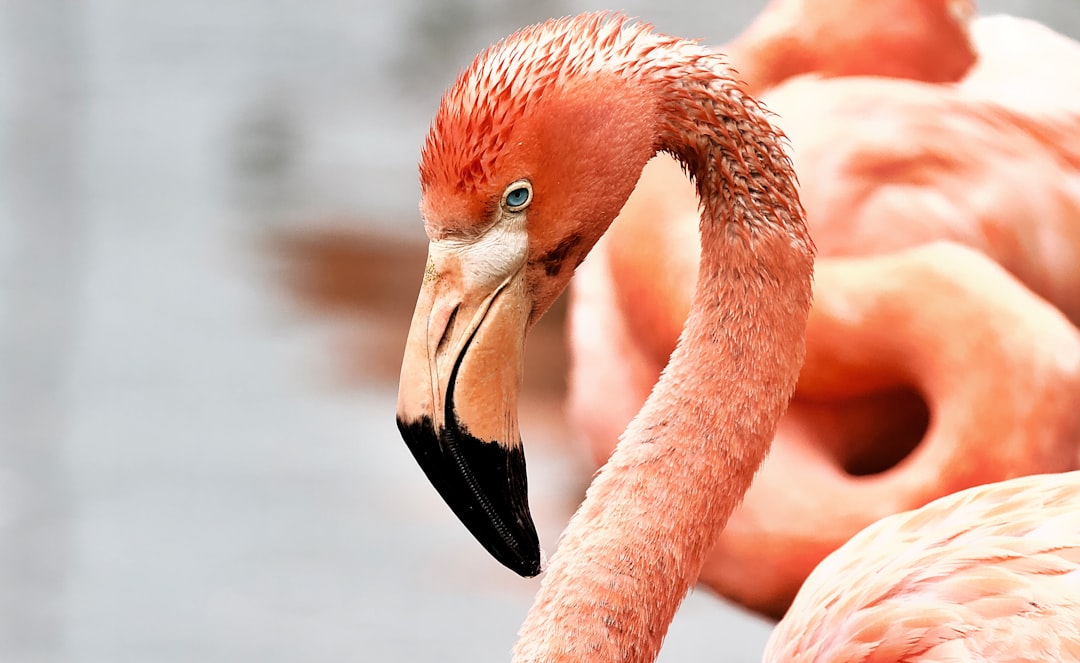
395, 12, 1080, 662
569, 7, 1080, 615
765, 471, 1080, 662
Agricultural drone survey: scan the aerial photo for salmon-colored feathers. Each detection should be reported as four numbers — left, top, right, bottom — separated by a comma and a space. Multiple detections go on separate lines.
418, 14, 650, 235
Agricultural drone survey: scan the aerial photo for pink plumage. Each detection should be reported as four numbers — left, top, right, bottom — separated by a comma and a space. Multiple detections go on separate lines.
397, 6, 1080, 663
766, 472, 1080, 662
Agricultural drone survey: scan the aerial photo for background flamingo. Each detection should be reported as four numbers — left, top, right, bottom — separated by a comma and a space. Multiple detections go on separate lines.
569, 5, 1080, 615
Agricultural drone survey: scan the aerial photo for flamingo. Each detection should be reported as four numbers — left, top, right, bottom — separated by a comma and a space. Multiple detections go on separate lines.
396, 12, 1080, 662
569, 9, 1080, 615
764, 470, 1080, 662
397, 10, 811, 655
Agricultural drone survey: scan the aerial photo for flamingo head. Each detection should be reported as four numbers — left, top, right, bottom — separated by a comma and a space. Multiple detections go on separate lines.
395, 15, 663, 576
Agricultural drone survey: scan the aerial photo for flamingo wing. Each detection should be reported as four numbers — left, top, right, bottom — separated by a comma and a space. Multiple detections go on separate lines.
765, 472, 1080, 662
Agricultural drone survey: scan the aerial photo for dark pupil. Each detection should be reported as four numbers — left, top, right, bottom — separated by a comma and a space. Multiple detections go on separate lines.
506, 187, 529, 207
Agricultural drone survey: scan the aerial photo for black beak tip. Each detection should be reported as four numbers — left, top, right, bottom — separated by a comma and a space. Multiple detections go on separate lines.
397, 415, 542, 577
506, 546, 543, 578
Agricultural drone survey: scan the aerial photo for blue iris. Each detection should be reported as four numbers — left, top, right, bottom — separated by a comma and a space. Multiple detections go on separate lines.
506, 186, 530, 208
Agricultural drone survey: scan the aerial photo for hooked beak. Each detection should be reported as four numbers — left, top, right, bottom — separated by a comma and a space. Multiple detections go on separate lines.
396, 238, 542, 576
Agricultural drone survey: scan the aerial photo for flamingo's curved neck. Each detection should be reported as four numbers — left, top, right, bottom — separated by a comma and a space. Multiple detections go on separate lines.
513, 56, 815, 662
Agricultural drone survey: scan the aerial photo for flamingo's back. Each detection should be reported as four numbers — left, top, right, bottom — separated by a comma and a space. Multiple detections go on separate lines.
765, 472, 1080, 662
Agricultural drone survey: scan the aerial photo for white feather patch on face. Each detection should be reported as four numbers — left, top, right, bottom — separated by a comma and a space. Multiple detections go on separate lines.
429, 211, 529, 291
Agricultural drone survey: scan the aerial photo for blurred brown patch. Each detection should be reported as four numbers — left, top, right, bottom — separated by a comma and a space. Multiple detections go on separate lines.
268, 223, 569, 400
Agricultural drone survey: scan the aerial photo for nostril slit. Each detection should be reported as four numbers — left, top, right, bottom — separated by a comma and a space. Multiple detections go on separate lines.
436, 305, 459, 356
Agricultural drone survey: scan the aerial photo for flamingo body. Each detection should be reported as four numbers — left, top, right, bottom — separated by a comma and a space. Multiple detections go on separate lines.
960, 14, 1080, 114
767, 74, 1080, 320
765, 471, 1080, 662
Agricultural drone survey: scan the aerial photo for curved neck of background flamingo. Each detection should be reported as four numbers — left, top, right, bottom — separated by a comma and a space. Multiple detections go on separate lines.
724, 30, 805, 96
513, 64, 815, 663
719, 0, 817, 98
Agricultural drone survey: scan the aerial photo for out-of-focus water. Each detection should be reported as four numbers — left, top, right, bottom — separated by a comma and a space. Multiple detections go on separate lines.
1, 1, 1078, 662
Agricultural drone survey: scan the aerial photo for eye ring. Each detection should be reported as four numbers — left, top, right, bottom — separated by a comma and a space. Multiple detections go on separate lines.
502, 180, 533, 212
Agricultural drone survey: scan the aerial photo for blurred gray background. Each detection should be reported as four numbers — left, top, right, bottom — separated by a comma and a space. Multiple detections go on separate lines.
1, 1, 1078, 661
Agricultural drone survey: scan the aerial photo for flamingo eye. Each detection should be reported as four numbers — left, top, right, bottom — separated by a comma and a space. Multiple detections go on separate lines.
503, 180, 533, 212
